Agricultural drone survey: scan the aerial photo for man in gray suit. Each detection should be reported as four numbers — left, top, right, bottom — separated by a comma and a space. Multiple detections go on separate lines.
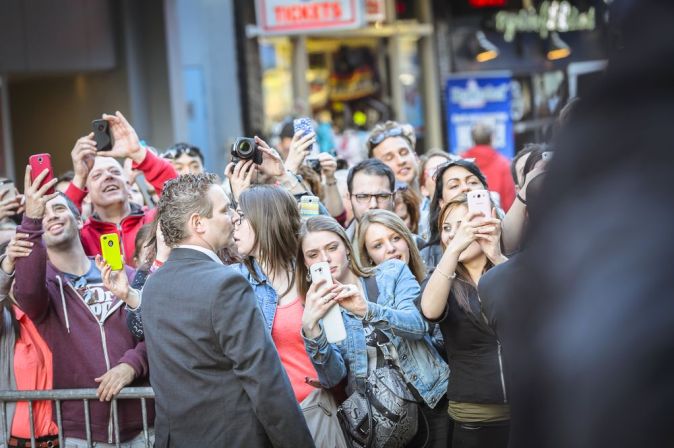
141, 173, 314, 447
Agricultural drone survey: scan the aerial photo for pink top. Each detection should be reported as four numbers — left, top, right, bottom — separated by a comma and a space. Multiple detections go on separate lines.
270, 297, 319, 403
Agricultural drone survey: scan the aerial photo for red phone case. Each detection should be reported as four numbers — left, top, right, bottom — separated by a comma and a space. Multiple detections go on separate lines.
28, 153, 55, 195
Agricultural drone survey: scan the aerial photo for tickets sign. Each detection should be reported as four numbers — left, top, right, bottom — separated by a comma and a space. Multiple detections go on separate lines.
256, 0, 365, 34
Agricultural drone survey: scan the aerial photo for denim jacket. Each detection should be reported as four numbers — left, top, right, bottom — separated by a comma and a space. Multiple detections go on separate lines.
303, 259, 449, 408
231, 260, 278, 332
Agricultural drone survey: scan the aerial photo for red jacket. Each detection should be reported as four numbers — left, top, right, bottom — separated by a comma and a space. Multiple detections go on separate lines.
462, 145, 516, 211
65, 150, 177, 265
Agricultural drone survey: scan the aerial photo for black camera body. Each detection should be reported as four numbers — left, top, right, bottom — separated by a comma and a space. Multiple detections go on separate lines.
231, 137, 263, 165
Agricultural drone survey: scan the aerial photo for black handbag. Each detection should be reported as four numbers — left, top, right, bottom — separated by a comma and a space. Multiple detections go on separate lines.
336, 276, 419, 448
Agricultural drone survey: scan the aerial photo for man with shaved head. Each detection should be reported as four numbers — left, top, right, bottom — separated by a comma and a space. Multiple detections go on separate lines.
64, 112, 178, 265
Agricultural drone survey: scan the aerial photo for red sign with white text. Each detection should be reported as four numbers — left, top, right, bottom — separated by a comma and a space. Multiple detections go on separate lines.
256, 0, 364, 34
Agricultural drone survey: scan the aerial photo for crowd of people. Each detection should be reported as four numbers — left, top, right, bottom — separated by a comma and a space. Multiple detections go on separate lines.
5, 2, 669, 446
0, 99, 551, 448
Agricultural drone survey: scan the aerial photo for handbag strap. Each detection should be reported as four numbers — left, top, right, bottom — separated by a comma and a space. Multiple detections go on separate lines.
363, 276, 379, 303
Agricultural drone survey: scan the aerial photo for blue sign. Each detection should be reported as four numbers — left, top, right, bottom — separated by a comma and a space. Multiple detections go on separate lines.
445, 73, 514, 158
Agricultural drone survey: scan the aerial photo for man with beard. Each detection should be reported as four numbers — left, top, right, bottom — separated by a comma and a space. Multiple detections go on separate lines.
14, 166, 152, 446
65, 111, 178, 265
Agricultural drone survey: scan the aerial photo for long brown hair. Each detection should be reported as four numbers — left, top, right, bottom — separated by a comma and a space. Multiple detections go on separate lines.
438, 195, 495, 316
239, 185, 300, 296
296, 215, 372, 298
357, 209, 426, 282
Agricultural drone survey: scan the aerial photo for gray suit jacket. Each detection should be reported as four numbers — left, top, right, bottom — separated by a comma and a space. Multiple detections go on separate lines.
142, 248, 314, 447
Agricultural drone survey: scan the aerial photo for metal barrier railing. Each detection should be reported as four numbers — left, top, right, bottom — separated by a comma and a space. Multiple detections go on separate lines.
0, 387, 155, 448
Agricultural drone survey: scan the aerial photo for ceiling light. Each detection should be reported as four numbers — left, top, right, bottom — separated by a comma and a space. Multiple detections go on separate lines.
547, 32, 571, 60
474, 31, 500, 62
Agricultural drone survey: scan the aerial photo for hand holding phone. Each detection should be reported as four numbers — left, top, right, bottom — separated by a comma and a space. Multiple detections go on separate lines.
28, 154, 56, 196
293, 117, 320, 160
92, 119, 113, 152
100, 233, 124, 271
310, 262, 346, 343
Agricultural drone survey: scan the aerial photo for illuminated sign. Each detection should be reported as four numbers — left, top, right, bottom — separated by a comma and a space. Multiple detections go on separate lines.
495, 1, 596, 42
469, 0, 507, 7
256, 0, 364, 34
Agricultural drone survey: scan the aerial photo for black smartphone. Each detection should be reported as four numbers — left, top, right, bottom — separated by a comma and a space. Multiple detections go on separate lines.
92, 119, 112, 151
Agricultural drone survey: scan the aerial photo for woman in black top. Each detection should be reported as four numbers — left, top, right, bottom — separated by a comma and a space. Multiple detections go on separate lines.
420, 195, 509, 448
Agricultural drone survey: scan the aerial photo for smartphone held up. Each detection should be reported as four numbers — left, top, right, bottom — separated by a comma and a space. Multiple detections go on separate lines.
28, 153, 56, 195
92, 119, 113, 152
310, 261, 346, 343
467, 189, 492, 219
100, 233, 124, 271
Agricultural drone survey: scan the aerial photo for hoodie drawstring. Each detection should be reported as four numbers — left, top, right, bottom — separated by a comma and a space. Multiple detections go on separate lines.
56, 275, 71, 334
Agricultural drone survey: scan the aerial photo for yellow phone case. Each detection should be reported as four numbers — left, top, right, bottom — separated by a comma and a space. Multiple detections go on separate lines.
100, 233, 124, 271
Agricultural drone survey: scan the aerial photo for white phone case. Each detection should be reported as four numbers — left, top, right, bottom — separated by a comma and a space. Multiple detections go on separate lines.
310, 262, 346, 343
467, 189, 492, 218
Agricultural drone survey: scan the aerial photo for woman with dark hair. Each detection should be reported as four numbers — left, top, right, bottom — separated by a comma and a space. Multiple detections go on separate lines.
422, 159, 489, 270
0, 233, 59, 446
298, 216, 449, 447
230, 185, 347, 446
393, 183, 422, 236
420, 195, 509, 448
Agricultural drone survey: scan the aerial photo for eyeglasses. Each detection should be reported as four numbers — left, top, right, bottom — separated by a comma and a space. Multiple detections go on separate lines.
352, 192, 394, 205
367, 127, 414, 149
232, 209, 245, 226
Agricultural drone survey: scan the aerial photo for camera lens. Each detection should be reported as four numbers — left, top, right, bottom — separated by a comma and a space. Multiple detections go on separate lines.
107, 240, 114, 247
238, 141, 252, 156
37, 157, 43, 163
98, 125, 105, 131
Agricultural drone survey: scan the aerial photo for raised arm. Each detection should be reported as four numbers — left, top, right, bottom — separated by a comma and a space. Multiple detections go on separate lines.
14, 165, 59, 322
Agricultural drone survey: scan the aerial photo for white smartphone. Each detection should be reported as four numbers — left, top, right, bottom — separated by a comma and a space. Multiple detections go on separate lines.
467, 189, 492, 219
310, 262, 346, 343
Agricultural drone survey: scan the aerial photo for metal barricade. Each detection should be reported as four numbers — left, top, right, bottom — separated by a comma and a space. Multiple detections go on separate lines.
0, 387, 154, 448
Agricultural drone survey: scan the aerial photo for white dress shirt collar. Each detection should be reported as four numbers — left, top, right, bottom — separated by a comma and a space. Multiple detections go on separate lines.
175, 244, 223, 265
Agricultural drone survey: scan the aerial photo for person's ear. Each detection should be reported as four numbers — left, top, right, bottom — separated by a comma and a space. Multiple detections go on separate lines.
439, 198, 446, 208
189, 213, 205, 235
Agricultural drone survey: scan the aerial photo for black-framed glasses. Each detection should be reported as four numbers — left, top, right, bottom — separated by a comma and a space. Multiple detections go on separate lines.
367, 127, 405, 148
231, 208, 245, 226
352, 192, 394, 205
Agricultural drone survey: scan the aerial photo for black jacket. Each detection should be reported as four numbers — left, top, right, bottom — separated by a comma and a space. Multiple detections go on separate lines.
435, 285, 507, 405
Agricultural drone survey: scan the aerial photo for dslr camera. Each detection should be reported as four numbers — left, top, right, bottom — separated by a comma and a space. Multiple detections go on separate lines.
231, 137, 263, 165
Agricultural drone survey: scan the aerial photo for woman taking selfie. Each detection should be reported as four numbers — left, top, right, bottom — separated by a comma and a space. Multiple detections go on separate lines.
230, 185, 346, 447
420, 195, 510, 448
423, 159, 489, 270
298, 216, 449, 447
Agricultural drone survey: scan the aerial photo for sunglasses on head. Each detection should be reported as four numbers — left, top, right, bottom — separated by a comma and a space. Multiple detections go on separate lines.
162, 147, 202, 160
368, 127, 408, 148
431, 157, 477, 182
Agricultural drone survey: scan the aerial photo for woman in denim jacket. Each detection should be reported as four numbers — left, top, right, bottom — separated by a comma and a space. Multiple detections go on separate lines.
298, 216, 449, 445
